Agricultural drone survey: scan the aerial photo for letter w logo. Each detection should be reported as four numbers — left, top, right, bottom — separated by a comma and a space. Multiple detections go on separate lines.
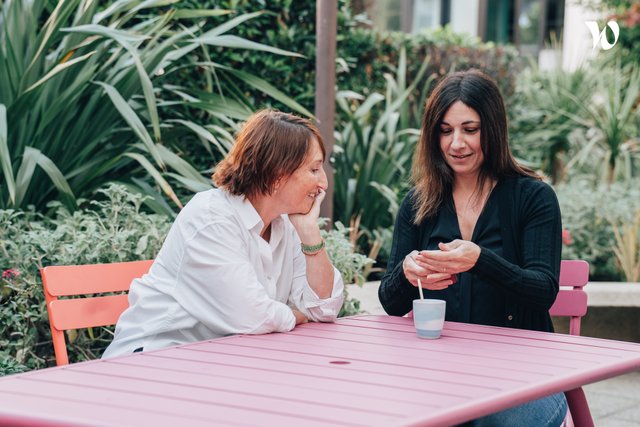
585, 21, 620, 50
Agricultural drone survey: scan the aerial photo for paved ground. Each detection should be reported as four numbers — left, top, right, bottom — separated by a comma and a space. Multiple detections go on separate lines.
346, 282, 640, 426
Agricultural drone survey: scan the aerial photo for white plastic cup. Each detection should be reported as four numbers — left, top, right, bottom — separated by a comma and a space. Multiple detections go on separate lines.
413, 299, 446, 339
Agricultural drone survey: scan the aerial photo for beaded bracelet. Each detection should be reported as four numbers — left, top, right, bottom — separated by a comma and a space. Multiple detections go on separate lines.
301, 239, 325, 256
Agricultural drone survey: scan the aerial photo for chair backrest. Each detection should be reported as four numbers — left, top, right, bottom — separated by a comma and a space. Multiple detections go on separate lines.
40, 260, 153, 366
549, 260, 590, 336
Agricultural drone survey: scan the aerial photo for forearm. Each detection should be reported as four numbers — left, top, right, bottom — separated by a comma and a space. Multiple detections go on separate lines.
471, 247, 558, 309
379, 261, 416, 316
298, 227, 334, 299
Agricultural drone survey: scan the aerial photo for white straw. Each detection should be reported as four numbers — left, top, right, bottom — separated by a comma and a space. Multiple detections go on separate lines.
417, 278, 424, 300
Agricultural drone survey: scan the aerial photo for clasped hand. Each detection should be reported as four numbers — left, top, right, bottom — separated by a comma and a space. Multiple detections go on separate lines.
403, 240, 481, 291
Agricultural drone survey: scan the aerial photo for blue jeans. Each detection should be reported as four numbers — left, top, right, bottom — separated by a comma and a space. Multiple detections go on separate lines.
471, 392, 568, 427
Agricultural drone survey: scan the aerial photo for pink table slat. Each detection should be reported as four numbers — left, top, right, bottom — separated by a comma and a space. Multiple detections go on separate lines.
1, 315, 639, 427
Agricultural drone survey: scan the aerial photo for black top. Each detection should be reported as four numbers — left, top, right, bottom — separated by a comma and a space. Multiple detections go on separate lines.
378, 175, 562, 332
429, 188, 506, 326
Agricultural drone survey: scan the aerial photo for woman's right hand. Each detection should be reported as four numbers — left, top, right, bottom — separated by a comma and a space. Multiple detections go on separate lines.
292, 308, 308, 325
403, 250, 456, 291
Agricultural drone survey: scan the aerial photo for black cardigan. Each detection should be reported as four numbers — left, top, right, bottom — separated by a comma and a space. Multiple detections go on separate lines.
378, 175, 562, 332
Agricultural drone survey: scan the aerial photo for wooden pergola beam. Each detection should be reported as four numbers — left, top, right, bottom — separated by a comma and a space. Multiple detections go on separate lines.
315, 0, 337, 223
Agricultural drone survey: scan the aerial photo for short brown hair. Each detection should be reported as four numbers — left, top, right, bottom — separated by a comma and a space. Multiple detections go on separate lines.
212, 110, 325, 197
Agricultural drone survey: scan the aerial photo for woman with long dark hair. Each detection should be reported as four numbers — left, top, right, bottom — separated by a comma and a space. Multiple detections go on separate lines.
379, 69, 567, 426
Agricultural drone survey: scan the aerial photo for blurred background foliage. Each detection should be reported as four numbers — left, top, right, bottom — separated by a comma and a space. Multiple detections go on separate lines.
2, 0, 640, 374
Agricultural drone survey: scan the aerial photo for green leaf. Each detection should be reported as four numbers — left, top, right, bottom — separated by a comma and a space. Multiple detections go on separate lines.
124, 152, 181, 208
130, 52, 161, 142
167, 119, 229, 157
95, 81, 163, 167
222, 67, 313, 117
0, 104, 16, 204
197, 11, 263, 38
15, 147, 75, 208
153, 143, 209, 184
173, 9, 232, 19
354, 93, 385, 119
166, 173, 212, 192
25, 51, 95, 93
194, 35, 303, 58
61, 24, 149, 47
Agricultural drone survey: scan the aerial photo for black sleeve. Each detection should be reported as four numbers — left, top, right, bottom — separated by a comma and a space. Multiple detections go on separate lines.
378, 191, 423, 316
470, 181, 562, 310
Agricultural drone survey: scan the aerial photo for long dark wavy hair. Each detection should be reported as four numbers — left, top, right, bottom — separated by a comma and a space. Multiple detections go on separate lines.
411, 69, 539, 223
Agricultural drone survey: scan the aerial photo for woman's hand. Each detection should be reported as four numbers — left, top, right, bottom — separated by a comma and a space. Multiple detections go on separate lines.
289, 189, 325, 236
415, 239, 480, 275
292, 308, 308, 325
403, 250, 456, 291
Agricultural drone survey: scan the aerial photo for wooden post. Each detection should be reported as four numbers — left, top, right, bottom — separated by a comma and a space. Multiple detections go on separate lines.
315, 0, 337, 224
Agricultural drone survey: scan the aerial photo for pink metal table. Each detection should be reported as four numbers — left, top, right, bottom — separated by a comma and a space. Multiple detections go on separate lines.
1, 314, 639, 426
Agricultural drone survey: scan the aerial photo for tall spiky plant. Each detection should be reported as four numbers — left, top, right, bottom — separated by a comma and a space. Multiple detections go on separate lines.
561, 61, 640, 185
333, 48, 433, 257
0, 0, 311, 213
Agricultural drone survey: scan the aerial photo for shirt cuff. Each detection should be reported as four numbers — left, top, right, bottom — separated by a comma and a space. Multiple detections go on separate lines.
301, 266, 345, 321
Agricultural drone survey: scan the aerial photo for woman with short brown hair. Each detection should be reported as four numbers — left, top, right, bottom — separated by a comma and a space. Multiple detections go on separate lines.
104, 110, 343, 358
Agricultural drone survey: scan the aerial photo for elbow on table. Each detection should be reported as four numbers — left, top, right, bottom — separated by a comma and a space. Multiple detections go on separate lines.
379, 293, 411, 317
305, 294, 345, 322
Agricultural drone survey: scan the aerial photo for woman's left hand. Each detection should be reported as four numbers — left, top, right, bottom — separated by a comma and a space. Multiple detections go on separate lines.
415, 239, 481, 275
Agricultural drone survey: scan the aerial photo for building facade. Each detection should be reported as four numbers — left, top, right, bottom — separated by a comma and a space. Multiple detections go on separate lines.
364, 0, 608, 71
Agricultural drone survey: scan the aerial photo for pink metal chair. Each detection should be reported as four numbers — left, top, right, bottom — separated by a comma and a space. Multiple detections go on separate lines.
550, 259, 590, 427
550, 260, 590, 335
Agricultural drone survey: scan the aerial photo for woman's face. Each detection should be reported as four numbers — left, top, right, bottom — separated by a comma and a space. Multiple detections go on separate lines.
439, 101, 483, 179
276, 138, 327, 214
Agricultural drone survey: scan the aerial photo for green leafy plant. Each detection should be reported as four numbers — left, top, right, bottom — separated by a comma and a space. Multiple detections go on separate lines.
509, 64, 593, 183
560, 61, 640, 184
556, 178, 640, 280
0, 184, 172, 371
319, 219, 374, 317
333, 48, 431, 263
0, 0, 310, 214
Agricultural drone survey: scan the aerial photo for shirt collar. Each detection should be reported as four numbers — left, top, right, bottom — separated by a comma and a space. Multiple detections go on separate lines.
224, 191, 285, 235
225, 191, 263, 231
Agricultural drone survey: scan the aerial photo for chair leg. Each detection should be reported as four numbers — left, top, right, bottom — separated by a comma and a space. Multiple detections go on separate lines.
564, 388, 594, 427
563, 407, 574, 427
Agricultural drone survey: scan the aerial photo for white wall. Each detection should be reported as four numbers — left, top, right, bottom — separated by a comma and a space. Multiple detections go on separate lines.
449, 0, 479, 37
412, 0, 442, 32
562, 0, 608, 71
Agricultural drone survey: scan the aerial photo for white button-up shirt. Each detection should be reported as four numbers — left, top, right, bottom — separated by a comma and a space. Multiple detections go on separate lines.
103, 189, 344, 358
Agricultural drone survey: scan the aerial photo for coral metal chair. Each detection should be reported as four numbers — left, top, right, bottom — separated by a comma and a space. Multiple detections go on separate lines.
41, 260, 153, 366
549, 259, 590, 427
